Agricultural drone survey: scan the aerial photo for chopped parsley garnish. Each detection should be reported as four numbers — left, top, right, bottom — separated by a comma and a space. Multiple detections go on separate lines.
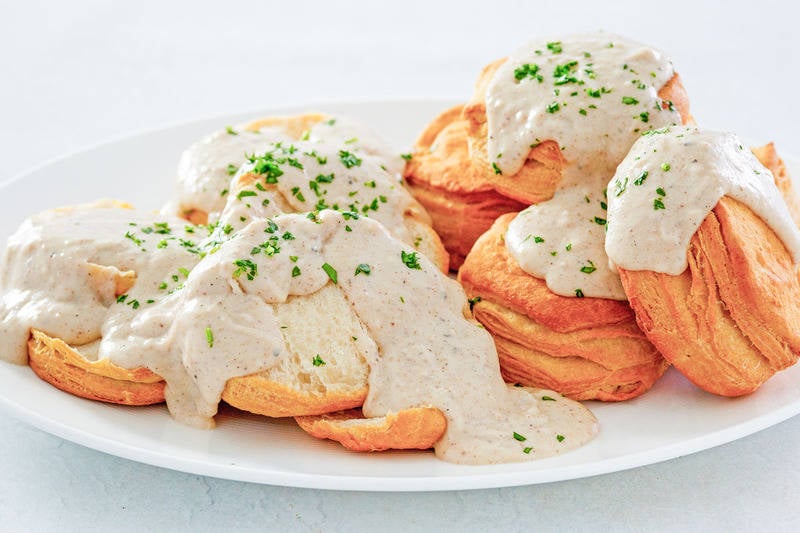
312, 354, 326, 367
339, 150, 362, 168
468, 296, 482, 311
621, 96, 639, 105
400, 250, 422, 270
514, 63, 543, 82
354, 263, 371, 276
492, 162, 502, 175
232, 259, 258, 280
653, 197, 666, 210
291, 265, 301, 277
546, 102, 560, 114
237, 190, 257, 200
400, 153, 413, 161
290, 187, 306, 202
614, 176, 628, 197
552, 60, 578, 85
594, 217, 606, 225
534, 236, 544, 243
661, 162, 671, 171
205, 327, 214, 348
158, 282, 167, 290
227, 163, 238, 176
566, 243, 572, 251
633, 170, 649, 186
124, 231, 144, 249
513, 432, 527, 442
322, 263, 338, 284
542, 396, 556, 401
556, 434, 565, 442
220, 189, 229, 197
574, 289, 584, 298
546, 41, 563, 54
225, 126, 237, 135
249, 150, 285, 183
580, 261, 597, 274
656, 187, 666, 197
639, 112, 650, 123
523, 447, 533, 454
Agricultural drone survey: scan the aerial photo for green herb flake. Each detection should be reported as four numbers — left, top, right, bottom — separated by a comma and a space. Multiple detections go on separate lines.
546, 102, 560, 114
556, 434, 565, 442
400, 153, 413, 161
339, 150, 362, 168
523, 447, 533, 454
580, 261, 597, 274
661, 162, 671, 171
225, 126, 238, 135
594, 217, 606, 226
291, 265, 301, 277
322, 263, 338, 284
633, 170, 649, 186
653, 197, 666, 210
468, 296, 482, 311
542, 396, 557, 401
534, 236, 545, 243
622, 96, 639, 105
513, 432, 527, 442
656, 187, 666, 197
312, 354, 326, 367
354, 263, 371, 276
205, 327, 214, 348
227, 163, 238, 176
401, 250, 422, 270
492, 162, 502, 175
514, 63, 543, 82
232, 259, 258, 280
574, 288, 584, 298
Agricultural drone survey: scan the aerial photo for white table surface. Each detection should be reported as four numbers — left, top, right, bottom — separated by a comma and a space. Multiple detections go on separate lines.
1, 1, 799, 530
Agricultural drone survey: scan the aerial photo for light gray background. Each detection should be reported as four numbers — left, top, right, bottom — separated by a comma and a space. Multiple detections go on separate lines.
1, 1, 798, 531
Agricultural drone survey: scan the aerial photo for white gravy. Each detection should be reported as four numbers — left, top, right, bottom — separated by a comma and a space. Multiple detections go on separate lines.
213, 140, 427, 248
606, 126, 800, 273
497, 33, 680, 299
0, 204, 596, 464
175, 116, 405, 218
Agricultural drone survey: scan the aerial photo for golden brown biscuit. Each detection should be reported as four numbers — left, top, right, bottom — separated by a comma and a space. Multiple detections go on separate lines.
753, 143, 800, 226
295, 407, 447, 452
28, 330, 165, 406
404, 106, 527, 270
463, 61, 692, 205
620, 197, 800, 396
459, 214, 668, 401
